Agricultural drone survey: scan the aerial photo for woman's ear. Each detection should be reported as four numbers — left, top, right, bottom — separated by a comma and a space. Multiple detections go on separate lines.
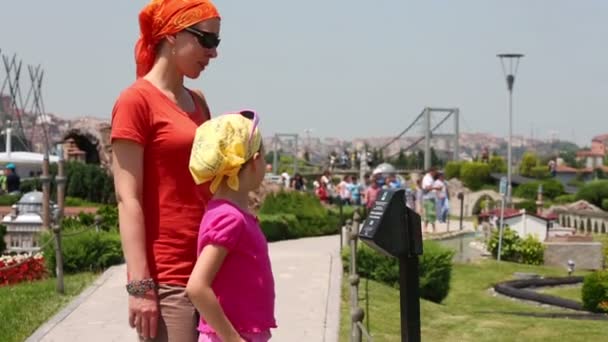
165, 34, 177, 47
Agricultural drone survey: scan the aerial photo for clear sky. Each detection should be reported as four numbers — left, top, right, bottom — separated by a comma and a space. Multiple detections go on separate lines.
1, 0, 607, 146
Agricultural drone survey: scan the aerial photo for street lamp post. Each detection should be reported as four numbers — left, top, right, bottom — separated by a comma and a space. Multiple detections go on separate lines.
497, 53, 524, 205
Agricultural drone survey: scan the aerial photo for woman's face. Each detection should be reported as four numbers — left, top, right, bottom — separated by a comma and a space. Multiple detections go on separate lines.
173, 18, 221, 79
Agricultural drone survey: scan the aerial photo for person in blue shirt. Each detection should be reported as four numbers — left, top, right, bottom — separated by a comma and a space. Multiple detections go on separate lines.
348, 176, 363, 206
5, 163, 20, 194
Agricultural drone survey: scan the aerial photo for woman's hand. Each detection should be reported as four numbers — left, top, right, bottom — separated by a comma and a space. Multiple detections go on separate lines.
129, 290, 159, 340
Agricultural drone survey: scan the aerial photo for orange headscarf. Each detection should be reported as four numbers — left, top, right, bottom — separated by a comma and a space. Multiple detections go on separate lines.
135, 0, 220, 78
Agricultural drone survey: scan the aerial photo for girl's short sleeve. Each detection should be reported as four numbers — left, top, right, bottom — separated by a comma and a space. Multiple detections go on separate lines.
199, 212, 245, 252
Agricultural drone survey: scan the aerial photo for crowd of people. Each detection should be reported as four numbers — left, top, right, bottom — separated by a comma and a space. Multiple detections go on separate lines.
304, 167, 450, 233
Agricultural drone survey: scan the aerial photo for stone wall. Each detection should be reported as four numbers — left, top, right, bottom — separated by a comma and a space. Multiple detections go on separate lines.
544, 242, 604, 270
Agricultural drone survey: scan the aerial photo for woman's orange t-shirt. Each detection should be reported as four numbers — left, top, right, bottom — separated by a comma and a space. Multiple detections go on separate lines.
111, 78, 212, 287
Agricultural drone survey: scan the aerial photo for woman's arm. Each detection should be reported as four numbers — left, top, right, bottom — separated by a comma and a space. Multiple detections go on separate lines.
113, 139, 149, 280
112, 139, 158, 339
186, 245, 244, 342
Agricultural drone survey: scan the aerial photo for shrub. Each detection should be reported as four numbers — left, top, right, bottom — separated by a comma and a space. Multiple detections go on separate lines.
581, 271, 608, 313
487, 227, 544, 265
0, 194, 20, 206
594, 235, 608, 269
20, 178, 41, 193
444, 161, 464, 180
555, 194, 576, 204
342, 240, 454, 303
603, 199, 608, 211
515, 200, 537, 214
519, 152, 540, 177
260, 190, 338, 238
65, 197, 102, 207
513, 179, 564, 201
488, 226, 521, 262
460, 162, 491, 191
259, 214, 297, 242
488, 156, 507, 173
576, 180, 608, 208
517, 235, 545, 265
530, 166, 551, 179
42, 229, 123, 274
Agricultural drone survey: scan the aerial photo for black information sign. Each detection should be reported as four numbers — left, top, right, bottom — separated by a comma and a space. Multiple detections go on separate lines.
358, 188, 423, 342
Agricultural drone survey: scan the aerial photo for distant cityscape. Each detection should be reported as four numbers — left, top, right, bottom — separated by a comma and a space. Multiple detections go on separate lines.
263, 132, 584, 166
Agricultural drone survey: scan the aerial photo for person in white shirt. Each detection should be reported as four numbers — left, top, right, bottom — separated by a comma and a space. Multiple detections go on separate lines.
421, 168, 441, 232
434, 173, 449, 223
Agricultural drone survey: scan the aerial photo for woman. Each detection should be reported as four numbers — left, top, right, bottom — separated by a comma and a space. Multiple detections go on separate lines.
111, 1, 221, 341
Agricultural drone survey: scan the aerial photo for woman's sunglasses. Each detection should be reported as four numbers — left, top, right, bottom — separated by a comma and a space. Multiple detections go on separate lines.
239, 110, 260, 147
183, 27, 221, 49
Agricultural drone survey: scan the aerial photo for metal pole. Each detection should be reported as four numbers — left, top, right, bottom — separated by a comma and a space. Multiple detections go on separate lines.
400, 255, 421, 342
294, 135, 298, 175
497, 193, 506, 262
339, 200, 344, 250
350, 214, 363, 342
424, 108, 431, 171
459, 194, 464, 231
453, 108, 460, 161
507, 86, 513, 205
57, 144, 66, 223
273, 136, 278, 174
42, 151, 64, 294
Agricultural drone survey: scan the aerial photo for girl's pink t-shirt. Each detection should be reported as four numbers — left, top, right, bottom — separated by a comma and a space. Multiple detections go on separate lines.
196, 199, 277, 335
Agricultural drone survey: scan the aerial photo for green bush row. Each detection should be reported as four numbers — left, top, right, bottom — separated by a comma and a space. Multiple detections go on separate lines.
259, 191, 342, 240
487, 227, 545, 265
41, 229, 123, 275
342, 241, 454, 303
19, 161, 115, 204
554, 194, 576, 204
513, 179, 565, 201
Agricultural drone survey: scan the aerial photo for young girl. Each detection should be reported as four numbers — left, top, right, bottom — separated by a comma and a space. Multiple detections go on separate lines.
186, 111, 276, 342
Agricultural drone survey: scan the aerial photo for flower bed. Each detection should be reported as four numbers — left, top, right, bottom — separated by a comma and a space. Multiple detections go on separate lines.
0, 254, 47, 286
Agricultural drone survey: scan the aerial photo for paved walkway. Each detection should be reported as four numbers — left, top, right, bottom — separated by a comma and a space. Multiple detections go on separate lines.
27, 235, 342, 342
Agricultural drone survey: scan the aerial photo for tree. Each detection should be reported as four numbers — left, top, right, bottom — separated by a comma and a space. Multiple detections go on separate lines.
303, 150, 310, 162
519, 152, 540, 177
489, 156, 507, 173
430, 147, 442, 167
415, 150, 424, 170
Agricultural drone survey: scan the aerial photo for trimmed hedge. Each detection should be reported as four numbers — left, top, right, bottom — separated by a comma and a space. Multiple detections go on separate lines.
41, 229, 123, 275
259, 190, 339, 238
581, 271, 608, 313
555, 194, 576, 204
342, 240, 454, 303
445, 161, 464, 180
576, 180, 608, 209
513, 179, 564, 201
515, 200, 537, 213
0, 194, 20, 206
460, 162, 491, 191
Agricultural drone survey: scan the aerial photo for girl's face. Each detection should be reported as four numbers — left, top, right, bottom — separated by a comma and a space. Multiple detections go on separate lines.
247, 145, 266, 189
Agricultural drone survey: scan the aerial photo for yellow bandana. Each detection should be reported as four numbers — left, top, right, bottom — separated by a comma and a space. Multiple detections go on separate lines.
189, 114, 262, 193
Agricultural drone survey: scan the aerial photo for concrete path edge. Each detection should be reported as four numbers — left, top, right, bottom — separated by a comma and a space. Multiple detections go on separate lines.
323, 251, 343, 342
25, 265, 123, 342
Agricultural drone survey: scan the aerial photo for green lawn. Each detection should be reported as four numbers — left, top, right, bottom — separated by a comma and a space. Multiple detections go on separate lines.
0, 273, 97, 342
537, 284, 582, 302
340, 260, 607, 342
